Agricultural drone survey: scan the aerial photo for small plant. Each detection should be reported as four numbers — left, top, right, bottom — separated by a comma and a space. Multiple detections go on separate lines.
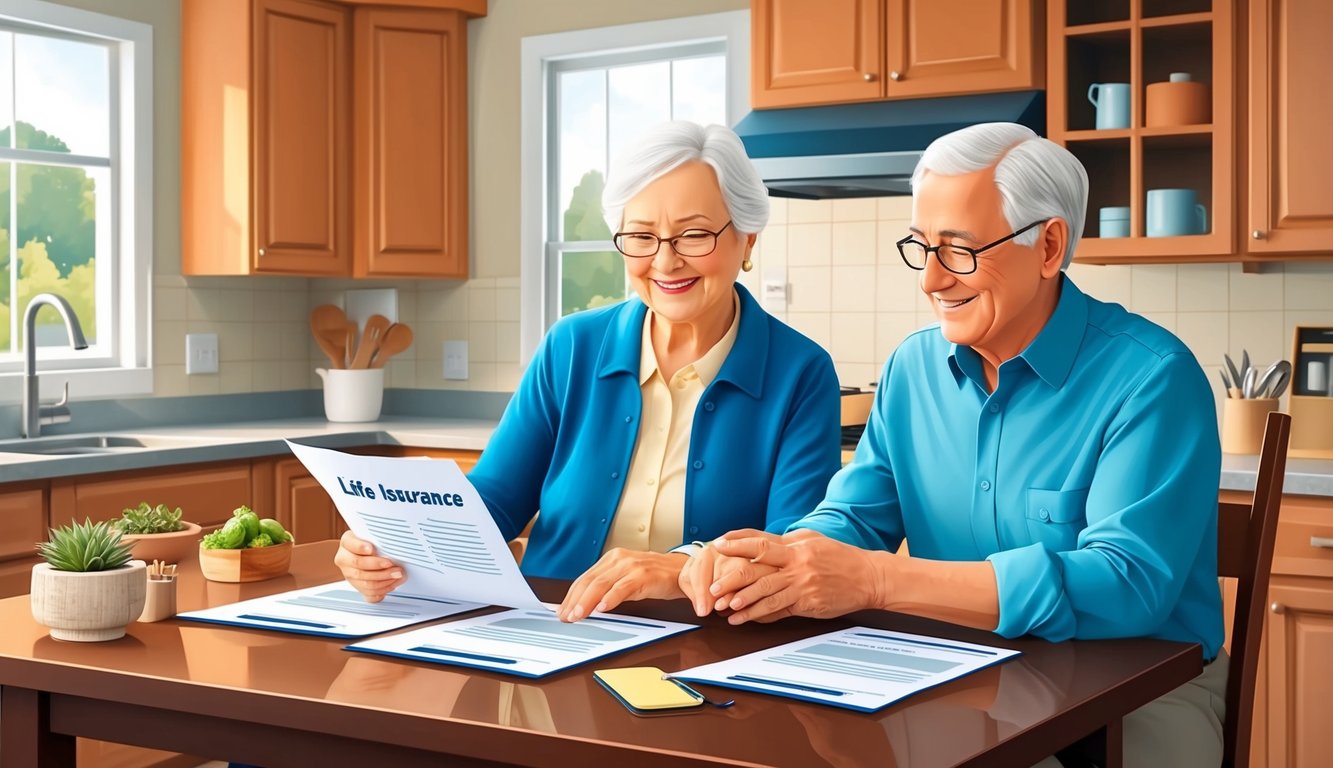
111, 502, 186, 535
37, 519, 134, 572
202, 505, 293, 550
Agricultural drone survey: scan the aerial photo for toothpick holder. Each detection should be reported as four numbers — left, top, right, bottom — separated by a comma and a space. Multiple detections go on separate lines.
139, 576, 178, 622
1222, 398, 1279, 455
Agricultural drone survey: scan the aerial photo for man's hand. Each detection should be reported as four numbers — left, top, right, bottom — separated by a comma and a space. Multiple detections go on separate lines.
709, 531, 889, 624
678, 529, 781, 617
334, 531, 405, 603
557, 549, 688, 622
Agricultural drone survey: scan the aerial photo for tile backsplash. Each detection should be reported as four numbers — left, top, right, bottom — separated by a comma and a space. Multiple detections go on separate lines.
739, 197, 1333, 418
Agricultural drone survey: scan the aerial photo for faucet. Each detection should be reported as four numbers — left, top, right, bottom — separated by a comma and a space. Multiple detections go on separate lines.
22, 293, 88, 438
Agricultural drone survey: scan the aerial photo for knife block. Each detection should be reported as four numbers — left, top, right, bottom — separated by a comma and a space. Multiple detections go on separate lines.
1290, 325, 1333, 455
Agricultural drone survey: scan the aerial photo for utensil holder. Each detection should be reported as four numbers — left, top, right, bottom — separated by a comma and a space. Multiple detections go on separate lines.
139, 576, 177, 622
316, 367, 384, 422
1222, 398, 1279, 455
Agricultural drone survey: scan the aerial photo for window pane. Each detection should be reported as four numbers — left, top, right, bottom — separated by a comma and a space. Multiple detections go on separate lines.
607, 61, 670, 176
558, 69, 608, 241
0, 33, 12, 147
561, 250, 625, 316
0, 161, 9, 352
16, 163, 99, 349
671, 55, 726, 126
15, 32, 110, 157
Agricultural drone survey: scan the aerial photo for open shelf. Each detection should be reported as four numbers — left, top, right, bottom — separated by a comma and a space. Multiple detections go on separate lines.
1064, 31, 1131, 132
1141, 11, 1213, 27
1141, 0, 1211, 19
1067, 0, 1130, 27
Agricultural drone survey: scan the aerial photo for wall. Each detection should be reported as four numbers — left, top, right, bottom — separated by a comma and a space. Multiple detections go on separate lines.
753, 196, 1333, 420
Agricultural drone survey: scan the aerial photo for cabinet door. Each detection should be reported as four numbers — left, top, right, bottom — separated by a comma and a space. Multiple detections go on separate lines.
353, 8, 468, 277
1247, 0, 1333, 254
273, 457, 345, 543
1265, 578, 1333, 767
751, 0, 883, 108
884, 0, 1039, 98
49, 463, 256, 533
0, 486, 47, 598
253, 0, 351, 274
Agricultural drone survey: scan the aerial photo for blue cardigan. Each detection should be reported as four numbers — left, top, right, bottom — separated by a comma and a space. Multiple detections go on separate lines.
468, 284, 842, 579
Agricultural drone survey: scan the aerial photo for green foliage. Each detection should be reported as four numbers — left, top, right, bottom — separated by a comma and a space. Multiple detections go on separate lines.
247, 533, 274, 548
202, 517, 248, 550
560, 170, 626, 317
202, 508, 291, 549
111, 503, 186, 535
37, 519, 134, 572
260, 518, 294, 544
233, 506, 261, 541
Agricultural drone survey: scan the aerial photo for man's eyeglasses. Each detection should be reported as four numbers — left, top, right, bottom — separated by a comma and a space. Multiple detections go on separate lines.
613, 221, 733, 258
896, 220, 1046, 275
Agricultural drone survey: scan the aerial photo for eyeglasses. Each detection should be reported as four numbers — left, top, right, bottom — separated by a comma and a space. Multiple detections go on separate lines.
896, 220, 1046, 275
613, 221, 733, 258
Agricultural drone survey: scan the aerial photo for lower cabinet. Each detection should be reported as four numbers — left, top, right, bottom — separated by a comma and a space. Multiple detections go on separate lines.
0, 484, 47, 599
49, 460, 266, 533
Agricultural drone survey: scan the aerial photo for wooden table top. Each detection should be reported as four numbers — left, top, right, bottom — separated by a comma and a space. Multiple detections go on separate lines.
0, 541, 1203, 767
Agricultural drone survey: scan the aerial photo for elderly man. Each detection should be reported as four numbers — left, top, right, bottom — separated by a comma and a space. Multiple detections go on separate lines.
688, 122, 1226, 767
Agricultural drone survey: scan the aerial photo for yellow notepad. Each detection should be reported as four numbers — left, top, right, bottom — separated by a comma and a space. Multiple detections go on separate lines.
594, 667, 703, 713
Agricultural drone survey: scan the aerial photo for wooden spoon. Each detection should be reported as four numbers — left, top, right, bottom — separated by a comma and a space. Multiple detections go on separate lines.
350, 314, 392, 369
370, 323, 413, 368
309, 305, 348, 369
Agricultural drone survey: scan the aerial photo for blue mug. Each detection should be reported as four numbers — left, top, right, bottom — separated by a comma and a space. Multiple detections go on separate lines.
1099, 206, 1130, 238
1146, 188, 1207, 237
1088, 83, 1131, 129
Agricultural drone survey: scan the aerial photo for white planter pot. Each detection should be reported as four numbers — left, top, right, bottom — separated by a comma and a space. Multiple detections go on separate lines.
30, 561, 147, 642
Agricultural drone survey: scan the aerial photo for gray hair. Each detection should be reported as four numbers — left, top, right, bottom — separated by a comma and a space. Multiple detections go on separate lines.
602, 121, 769, 235
910, 122, 1088, 269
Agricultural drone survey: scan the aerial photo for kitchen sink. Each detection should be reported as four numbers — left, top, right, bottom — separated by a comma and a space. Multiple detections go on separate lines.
0, 434, 211, 456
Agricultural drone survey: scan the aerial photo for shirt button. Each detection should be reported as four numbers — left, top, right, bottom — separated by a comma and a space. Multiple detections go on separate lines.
988, 403, 999, 413
611, 472, 620, 479
625, 416, 633, 423
647, 477, 656, 486
703, 401, 715, 412
980, 480, 991, 491
1039, 508, 1050, 522
637, 524, 647, 533
689, 526, 699, 535
693, 460, 704, 470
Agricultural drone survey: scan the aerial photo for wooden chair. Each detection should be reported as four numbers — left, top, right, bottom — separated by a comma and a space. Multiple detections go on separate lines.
1219, 410, 1291, 768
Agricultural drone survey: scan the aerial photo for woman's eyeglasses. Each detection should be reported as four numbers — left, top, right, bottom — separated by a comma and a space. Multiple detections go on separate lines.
613, 221, 733, 258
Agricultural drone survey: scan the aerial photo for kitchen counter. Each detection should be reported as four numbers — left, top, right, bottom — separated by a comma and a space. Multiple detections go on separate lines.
1, 416, 1331, 498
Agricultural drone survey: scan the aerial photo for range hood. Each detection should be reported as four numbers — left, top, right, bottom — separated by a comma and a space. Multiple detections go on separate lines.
733, 90, 1044, 199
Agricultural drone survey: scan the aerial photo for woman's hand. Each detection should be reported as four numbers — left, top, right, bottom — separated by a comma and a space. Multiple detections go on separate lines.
557, 549, 688, 622
677, 529, 781, 617
334, 531, 405, 603
709, 531, 890, 624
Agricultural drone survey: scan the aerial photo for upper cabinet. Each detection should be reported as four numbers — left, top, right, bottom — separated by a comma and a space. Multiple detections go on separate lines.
182, 0, 485, 278
1245, 0, 1333, 256
751, 0, 1042, 109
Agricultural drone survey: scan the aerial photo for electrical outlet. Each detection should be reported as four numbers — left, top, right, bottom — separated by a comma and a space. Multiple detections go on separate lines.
443, 340, 468, 380
186, 333, 219, 375
762, 269, 789, 309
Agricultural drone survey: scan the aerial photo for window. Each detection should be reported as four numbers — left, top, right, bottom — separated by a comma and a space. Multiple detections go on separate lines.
0, 0, 152, 399
520, 12, 749, 363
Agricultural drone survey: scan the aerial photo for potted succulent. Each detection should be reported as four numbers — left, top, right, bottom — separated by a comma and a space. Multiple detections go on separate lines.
110, 502, 202, 564
31, 519, 147, 642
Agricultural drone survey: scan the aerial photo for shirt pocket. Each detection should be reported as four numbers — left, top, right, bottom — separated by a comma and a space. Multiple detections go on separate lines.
1024, 488, 1089, 552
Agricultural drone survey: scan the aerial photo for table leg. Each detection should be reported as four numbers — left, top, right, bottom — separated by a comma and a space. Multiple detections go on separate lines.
0, 686, 76, 768
1090, 716, 1124, 768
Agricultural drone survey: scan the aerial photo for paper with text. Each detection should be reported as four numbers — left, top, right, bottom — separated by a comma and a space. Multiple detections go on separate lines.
178, 580, 483, 638
672, 627, 1020, 712
346, 605, 698, 678
286, 441, 545, 610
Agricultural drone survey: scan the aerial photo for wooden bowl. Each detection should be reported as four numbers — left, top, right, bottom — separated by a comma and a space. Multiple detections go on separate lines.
198, 541, 292, 583
121, 522, 203, 565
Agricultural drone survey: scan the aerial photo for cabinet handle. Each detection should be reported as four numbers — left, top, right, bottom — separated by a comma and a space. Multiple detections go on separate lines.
258, 248, 266, 257
863, 72, 876, 82
889, 70, 903, 81
1271, 602, 1284, 614
1313, 536, 1333, 549
1252, 230, 1265, 240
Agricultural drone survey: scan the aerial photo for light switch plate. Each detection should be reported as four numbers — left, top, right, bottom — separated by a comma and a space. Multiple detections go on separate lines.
762, 270, 789, 309
186, 333, 219, 375
443, 340, 468, 380
344, 288, 398, 332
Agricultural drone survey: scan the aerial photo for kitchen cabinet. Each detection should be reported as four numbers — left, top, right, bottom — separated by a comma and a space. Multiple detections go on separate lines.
48, 461, 266, 533
751, 0, 1042, 109
1244, 0, 1333, 256
181, 0, 484, 278
1221, 490, 1333, 767
0, 485, 46, 599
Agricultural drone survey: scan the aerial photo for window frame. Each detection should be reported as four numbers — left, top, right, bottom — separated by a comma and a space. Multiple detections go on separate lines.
519, 10, 750, 365
0, 0, 152, 402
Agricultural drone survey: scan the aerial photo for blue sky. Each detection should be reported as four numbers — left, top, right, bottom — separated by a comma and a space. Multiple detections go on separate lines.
0, 29, 110, 156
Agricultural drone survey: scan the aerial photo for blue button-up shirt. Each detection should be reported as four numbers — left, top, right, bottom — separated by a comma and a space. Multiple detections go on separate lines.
790, 277, 1224, 658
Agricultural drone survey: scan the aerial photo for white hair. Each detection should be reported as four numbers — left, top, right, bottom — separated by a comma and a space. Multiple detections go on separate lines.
602, 121, 769, 235
910, 122, 1088, 269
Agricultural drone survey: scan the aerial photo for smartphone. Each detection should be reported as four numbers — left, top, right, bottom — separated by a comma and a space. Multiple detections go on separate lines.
594, 666, 704, 715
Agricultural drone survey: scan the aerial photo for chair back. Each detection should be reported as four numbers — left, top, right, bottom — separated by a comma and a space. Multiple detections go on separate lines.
1219, 410, 1291, 768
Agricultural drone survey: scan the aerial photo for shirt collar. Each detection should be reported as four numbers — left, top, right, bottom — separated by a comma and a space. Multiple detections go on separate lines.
947, 275, 1088, 390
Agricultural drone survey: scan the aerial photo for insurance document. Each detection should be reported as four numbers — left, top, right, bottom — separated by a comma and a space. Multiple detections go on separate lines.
178, 581, 483, 638
285, 440, 545, 610
671, 627, 1020, 712
346, 606, 697, 678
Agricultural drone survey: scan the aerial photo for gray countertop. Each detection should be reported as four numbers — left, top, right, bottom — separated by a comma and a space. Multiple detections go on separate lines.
2, 416, 1331, 498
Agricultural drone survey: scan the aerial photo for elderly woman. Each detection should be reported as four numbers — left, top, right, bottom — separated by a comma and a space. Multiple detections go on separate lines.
334, 121, 841, 621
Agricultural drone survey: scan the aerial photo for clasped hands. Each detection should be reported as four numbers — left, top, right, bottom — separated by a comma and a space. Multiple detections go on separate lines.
334, 528, 888, 624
